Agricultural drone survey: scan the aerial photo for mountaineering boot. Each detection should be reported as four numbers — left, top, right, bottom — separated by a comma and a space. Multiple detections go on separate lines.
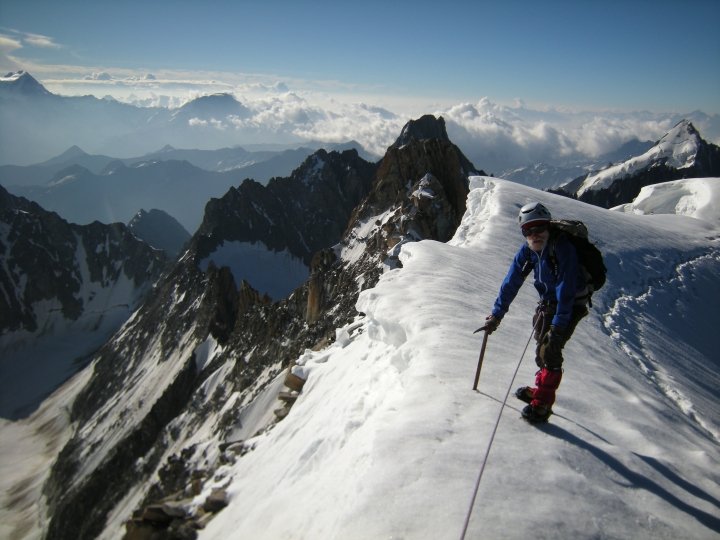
515, 386, 534, 404
521, 404, 552, 424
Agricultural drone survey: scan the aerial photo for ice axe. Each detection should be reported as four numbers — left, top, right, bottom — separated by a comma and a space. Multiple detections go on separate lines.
472, 325, 490, 390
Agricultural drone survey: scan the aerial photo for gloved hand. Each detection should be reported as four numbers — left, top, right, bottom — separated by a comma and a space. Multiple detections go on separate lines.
538, 325, 565, 368
483, 315, 500, 334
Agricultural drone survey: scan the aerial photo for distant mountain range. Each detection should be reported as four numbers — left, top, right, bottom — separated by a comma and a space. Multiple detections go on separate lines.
5, 70, 718, 180
0, 71, 380, 166
553, 120, 720, 207
0, 140, 375, 186
2, 142, 379, 235
6, 159, 247, 233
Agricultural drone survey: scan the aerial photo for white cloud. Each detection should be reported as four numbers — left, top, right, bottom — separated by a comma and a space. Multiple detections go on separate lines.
290, 102, 405, 156
430, 99, 720, 173
0, 29, 65, 74
84, 72, 113, 81
0, 34, 23, 72
0, 34, 23, 52
22, 32, 62, 49
5, 64, 718, 169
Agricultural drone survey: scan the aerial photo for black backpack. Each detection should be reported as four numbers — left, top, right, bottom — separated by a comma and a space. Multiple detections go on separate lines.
548, 219, 607, 300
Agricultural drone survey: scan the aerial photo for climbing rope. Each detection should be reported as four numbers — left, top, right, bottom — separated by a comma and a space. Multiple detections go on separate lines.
459, 317, 542, 540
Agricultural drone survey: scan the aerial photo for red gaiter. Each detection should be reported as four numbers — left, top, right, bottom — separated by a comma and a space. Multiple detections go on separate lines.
532, 368, 563, 407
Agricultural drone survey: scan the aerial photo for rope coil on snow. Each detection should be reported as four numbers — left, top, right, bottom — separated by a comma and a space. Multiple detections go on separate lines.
459, 318, 541, 540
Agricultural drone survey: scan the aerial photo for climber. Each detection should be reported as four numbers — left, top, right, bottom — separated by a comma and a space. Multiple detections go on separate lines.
483, 202, 590, 423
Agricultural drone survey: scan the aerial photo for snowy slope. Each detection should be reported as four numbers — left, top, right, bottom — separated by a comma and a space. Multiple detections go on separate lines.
577, 120, 701, 197
196, 177, 720, 540
0, 269, 149, 419
613, 177, 720, 226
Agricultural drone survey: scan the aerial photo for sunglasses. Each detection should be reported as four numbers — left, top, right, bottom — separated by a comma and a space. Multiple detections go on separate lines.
522, 224, 549, 237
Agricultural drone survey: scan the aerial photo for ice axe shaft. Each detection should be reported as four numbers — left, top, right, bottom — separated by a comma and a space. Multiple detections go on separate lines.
472, 327, 490, 391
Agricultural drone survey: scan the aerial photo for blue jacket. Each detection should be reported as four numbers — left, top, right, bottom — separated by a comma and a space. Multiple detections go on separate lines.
492, 235, 585, 328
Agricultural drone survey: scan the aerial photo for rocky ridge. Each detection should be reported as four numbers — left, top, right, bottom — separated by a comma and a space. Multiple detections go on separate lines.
193, 148, 377, 267
128, 209, 191, 258
0, 185, 168, 419
35, 115, 482, 540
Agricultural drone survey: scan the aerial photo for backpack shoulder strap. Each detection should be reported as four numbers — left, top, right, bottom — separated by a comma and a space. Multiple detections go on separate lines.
547, 232, 561, 278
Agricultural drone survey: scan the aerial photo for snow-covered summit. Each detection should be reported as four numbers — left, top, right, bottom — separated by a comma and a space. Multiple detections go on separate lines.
0, 70, 51, 96
577, 120, 701, 197
1, 70, 29, 81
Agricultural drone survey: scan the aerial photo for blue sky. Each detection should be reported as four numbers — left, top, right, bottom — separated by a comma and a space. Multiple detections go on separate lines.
1, 0, 719, 114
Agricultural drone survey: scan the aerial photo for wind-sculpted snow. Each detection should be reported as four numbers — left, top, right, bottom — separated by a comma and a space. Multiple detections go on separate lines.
604, 252, 720, 442
198, 176, 719, 539
613, 177, 720, 227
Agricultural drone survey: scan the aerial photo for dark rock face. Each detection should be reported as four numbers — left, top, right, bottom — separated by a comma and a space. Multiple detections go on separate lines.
38, 116, 482, 540
0, 185, 166, 333
283, 115, 484, 347
193, 148, 377, 266
0, 185, 168, 418
128, 209, 191, 258
391, 114, 452, 148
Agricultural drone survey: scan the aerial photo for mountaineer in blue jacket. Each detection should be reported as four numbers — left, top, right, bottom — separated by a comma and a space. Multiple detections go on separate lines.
484, 202, 589, 423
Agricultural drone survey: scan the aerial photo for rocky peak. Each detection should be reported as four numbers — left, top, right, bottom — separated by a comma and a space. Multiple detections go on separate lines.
127, 208, 191, 258
300, 114, 483, 339
0, 70, 51, 97
48, 145, 89, 163
348, 115, 482, 246
651, 119, 702, 170
191, 148, 376, 298
661, 118, 699, 141
390, 114, 451, 149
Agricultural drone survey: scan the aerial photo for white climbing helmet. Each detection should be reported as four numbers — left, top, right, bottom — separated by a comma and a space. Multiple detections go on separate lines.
518, 202, 552, 228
